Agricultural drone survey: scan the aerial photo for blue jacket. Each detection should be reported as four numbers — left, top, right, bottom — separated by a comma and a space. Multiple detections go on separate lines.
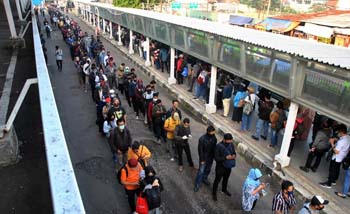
128, 81, 137, 97
233, 91, 246, 107
222, 84, 233, 99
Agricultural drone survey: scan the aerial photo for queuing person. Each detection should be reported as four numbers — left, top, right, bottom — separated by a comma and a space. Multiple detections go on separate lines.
163, 112, 181, 161
133, 79, 145, 120
272, 180, 296, 214
251, 92, 274, 141
120, 158, 143, 213
127, 141, 152, 167
103, 112, 116, 138
188, 61, 201, 92
212, 133, 236, 201
166, 99, 182, 119
231, 85, 246, 123
143, 85, 154, 124
159, 46, 169, 73
152, 99, 166, 144
194, 69, 209, 102
109, 118, 132, 166
269, 101, 286, 148
174, 118, 194, 172
222, 78, 233, 117
147, 92, 159, 132
335, 150, 350, 198
55, 45, 63, 72
241, 86, 256, 132
298, 195, 328, 214
242, 168, 266, 213
140, 166, 164, 214
176, 54, 185, 84
194, 126, 217, 192
108, 97, 126, 121
320, 124, 350, 188
299, 119, 332, 173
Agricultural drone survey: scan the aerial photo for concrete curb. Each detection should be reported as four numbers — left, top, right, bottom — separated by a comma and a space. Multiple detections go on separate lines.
79, 17, 344, 214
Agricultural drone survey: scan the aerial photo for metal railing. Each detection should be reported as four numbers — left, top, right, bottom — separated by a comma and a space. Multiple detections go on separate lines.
31, 8, 85, 214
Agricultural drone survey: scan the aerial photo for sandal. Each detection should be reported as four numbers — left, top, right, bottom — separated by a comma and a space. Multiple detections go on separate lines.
335, 192, 346, 198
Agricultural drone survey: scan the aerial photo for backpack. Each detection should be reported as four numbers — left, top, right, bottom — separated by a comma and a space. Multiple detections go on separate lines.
243, 95, 254, 115
197, 73, 204, 85
293, 121, 304, 137
116, 165, 128, 185
181, 67, 188, 77
275, 111, 286, 130
342, 151, 350, 170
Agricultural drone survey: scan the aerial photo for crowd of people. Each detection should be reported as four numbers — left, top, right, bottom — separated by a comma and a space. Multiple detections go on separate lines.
34, 5, 350, 214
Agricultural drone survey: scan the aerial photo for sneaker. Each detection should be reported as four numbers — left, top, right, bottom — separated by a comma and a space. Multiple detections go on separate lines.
170, 158, 175, 162
311, 167, 317, 172
193, 97, 199, 100
335, 192, 346, 198
202, 179, 210, 186
299, 166, 309, 173
156, 139, 162, 145
178, 166, 184, 172
194, 186, 199, 192
212, 194, 217, 201
251, 135, 259, 141
319, 182, 332, 188
332, 182, 336, 186
221, 190, 231, 197
260, 135, 267, 140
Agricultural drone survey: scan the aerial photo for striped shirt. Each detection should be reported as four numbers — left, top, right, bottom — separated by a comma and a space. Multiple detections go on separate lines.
272, 191, 296, 214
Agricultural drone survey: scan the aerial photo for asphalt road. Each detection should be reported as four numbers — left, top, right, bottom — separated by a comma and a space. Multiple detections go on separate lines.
44, 13, 283, 214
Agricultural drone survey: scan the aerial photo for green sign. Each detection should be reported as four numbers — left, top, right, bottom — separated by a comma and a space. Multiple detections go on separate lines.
189, 3, 198, 9
171, 2, 181, 10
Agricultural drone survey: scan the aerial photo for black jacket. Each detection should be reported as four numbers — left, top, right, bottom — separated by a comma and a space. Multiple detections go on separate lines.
198, 134, 217, 162
214, 141, 236, 165
258, 99, 274, 121
174, 124, 191, 144
109, 128, 132, 153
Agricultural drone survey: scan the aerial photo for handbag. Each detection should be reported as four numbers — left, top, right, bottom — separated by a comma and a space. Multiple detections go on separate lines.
136, 193, 149, 214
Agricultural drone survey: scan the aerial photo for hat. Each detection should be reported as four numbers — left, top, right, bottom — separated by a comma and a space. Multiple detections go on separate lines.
311, 196, 329, 206
247, 86, 255, 93
153, 92, 159, 97
156, 99, 162, 104
105, 97, 111, 103
128, 158, 138, 168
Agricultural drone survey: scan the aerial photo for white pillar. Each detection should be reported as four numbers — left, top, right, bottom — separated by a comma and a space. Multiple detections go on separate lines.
109, 21, 113, 39
92, 14, 95, 26
168, 47, 176, 85
15, 0, 24, 21
102, 19, 106, 34
19, 0, 26, 13
88, 12, 91, 24
274, 102, 299, 168
145, 37, 151, 66
97, 15, 100, 30
129, 30, 134, 54
3, 0, 17, 38
117, 25, 123, 45
205, 66, 217, 113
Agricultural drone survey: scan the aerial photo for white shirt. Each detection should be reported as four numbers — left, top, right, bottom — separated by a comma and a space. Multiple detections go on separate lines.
298, 203, 319, 214
55, 49, 63, 60
103, 120, 117, 137
333, 135, 350, 162
244, 93, 257, 105
142, 41, 149, 51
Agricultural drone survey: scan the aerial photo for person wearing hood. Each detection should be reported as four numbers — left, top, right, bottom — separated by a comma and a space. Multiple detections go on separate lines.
242, 168, 266, 213
140, 166, 164, 214
194, 126, 217, 192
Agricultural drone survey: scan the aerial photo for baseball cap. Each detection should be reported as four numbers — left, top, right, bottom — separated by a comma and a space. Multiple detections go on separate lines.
311, 195, 329, 206
128, 158, 138, 168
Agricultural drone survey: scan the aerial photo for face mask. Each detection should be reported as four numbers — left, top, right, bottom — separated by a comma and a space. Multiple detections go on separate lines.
317, 207, 324, 211
153, 98, 157, 102
119, 125, 125, 130
146, 90, 151, 93
287, 191, 293, 197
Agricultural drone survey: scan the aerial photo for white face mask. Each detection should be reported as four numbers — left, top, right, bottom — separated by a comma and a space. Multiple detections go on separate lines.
153, 98, 157, 102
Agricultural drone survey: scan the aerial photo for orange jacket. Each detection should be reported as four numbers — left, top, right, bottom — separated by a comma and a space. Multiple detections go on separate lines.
121, 163, 143, 190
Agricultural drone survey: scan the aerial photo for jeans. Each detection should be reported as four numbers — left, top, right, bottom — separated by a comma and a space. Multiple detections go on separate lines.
117, 152, 128, 167
213, 164, 231, 195
161, 61, 168, 73
195, 86, 206, 99
56, 60, 62, 71
194, 158, 214, 188
176, 142, 194, 166
342, 168, 350, 195
327, 159, 341, 185
270, 129, 279, 147
253, 119, 269, 139
241, 113, 252, 131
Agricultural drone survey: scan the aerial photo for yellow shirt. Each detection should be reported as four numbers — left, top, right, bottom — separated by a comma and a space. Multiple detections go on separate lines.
164, 117, 180, 139
127, 145, 151, 166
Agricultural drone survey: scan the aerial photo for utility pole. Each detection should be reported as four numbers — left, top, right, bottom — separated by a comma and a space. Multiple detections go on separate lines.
266, 0, 271, 18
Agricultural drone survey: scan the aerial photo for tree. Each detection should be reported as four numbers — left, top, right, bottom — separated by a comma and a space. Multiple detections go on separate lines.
112, 0, 161, 8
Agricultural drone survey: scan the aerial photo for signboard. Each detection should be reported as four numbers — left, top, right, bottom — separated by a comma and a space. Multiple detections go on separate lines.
171, 2, 181, 10
189, 3, 198, 9
32, 0, 43, 6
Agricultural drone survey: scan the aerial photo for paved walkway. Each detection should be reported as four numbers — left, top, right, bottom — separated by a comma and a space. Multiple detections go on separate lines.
43, 11, 288, 214
75, 12, 350, 213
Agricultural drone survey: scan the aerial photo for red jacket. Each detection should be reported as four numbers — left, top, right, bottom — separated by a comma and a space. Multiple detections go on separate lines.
176, 58, 184, 72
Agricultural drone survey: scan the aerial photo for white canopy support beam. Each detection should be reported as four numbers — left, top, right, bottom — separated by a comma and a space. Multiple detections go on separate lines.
3, 0, 18, 38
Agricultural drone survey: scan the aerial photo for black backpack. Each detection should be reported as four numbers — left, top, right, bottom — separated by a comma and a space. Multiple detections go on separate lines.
116, 165, 128, 185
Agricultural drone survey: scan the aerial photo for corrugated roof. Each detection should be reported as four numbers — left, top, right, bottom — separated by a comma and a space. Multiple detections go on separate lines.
273, 10, 350, 22
81, 1, 350, 69
305, 13, 350, 28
